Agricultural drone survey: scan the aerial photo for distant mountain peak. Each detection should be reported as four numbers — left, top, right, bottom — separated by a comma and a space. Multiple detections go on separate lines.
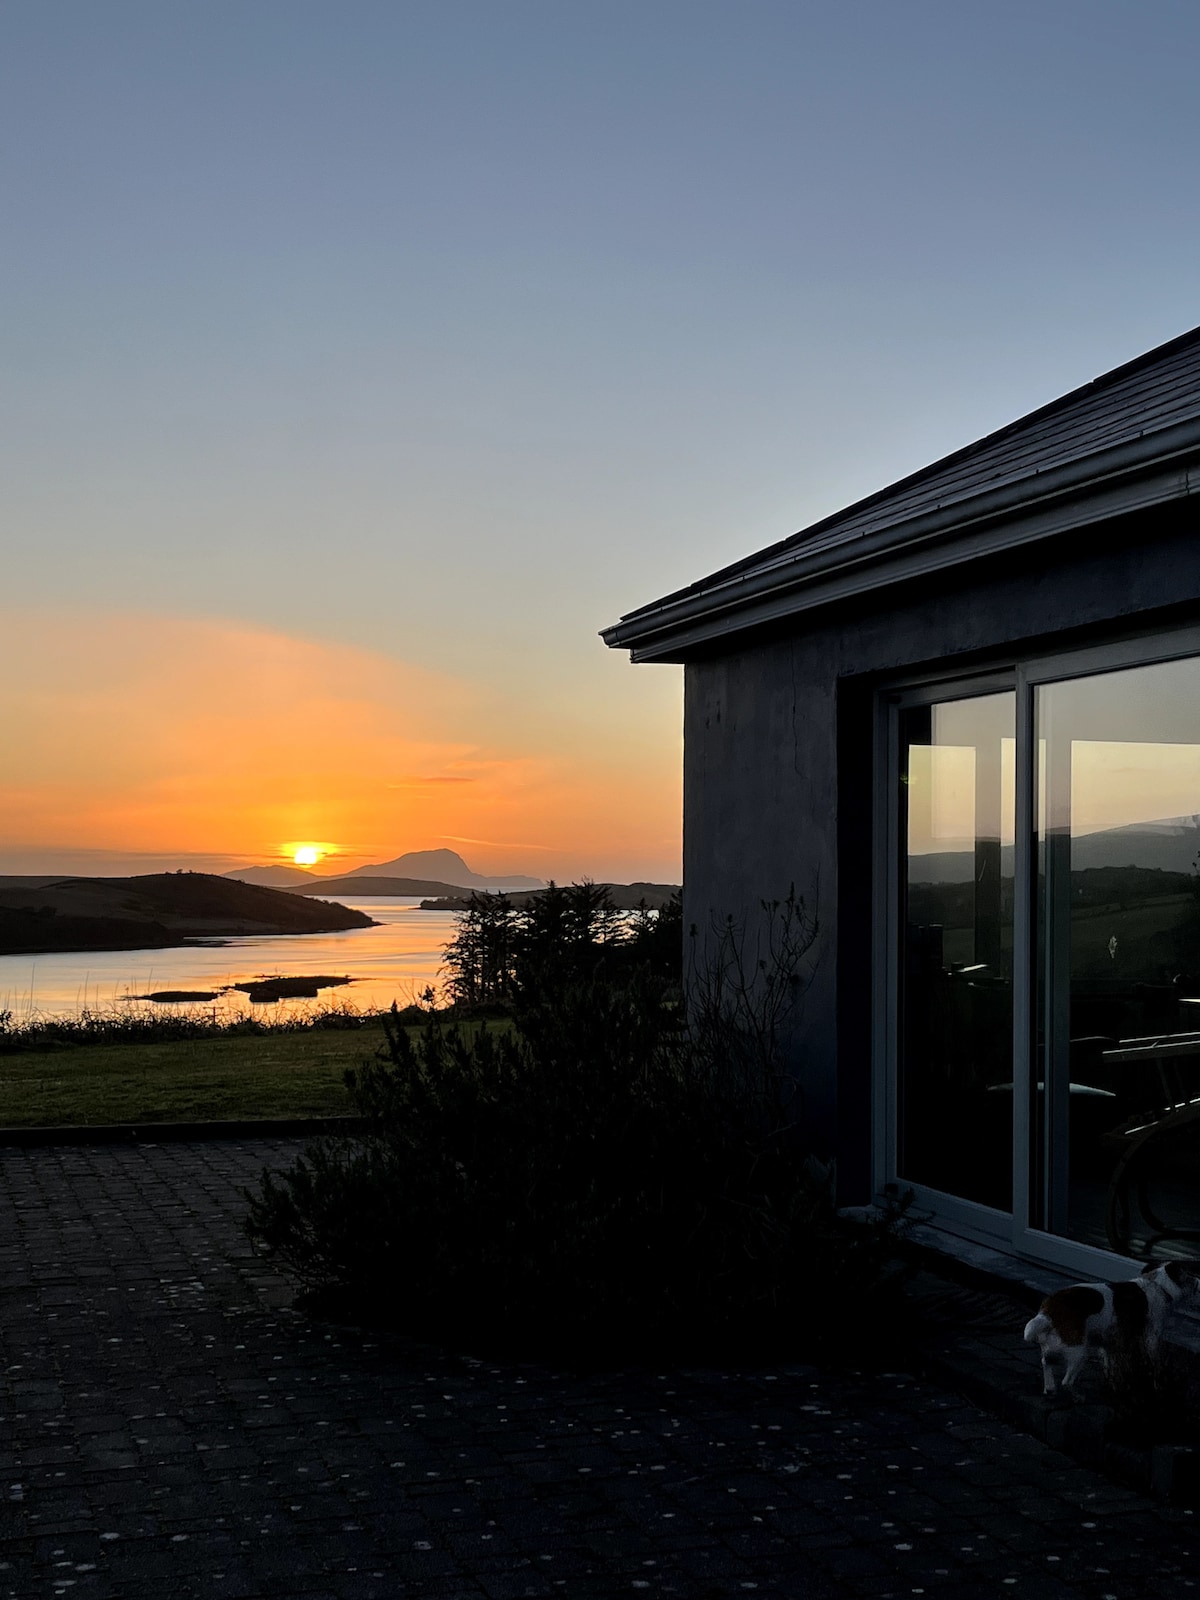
338, 849, 544, 891
226, 849, 545, 892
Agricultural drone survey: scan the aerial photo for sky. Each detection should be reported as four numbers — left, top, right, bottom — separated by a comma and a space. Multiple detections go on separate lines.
5, 1, 1200, 883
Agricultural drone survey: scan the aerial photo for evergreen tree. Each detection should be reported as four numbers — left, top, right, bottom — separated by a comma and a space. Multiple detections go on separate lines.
441, 892, 518, 1006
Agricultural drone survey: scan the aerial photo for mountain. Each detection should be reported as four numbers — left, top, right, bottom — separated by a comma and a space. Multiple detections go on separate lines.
226, 850, 544, 891
335, 849, 544, 891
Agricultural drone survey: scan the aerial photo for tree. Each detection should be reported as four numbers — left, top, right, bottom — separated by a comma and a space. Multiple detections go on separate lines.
441, 882, 684, 1009
440, 893, 519, 1007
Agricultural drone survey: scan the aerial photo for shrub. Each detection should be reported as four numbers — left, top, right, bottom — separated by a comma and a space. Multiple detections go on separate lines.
246, 891, 906, 1362
1104, 1334, 1200, 1446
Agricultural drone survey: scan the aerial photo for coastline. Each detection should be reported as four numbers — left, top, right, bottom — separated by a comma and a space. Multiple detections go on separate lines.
0, 872, 379, 959
0, 925, 371, 958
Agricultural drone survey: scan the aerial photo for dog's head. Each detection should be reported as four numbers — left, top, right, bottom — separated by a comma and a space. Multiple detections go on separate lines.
1140, 1260, 1200, 1304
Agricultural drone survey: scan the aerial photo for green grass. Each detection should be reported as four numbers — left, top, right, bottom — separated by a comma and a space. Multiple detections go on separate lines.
0, 1024, 392, 1126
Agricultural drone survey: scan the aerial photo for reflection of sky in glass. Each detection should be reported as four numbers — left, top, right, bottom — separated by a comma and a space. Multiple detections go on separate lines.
1039, 657, 1200, 837
1070, 742, 1200, 835
907, 739, 1017, 855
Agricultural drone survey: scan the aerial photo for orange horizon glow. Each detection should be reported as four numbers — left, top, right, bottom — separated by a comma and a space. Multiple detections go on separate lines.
0, 608, 683, 885
288, 843, 332, 868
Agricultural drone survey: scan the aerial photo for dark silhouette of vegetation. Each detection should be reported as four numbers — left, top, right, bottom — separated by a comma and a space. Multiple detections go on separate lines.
439, 891, 518, 1007
0, 1000, 424, 1056
1104, 1337, 1200, 1447
441, 882, 682, 1008
246, 887, 907, 1362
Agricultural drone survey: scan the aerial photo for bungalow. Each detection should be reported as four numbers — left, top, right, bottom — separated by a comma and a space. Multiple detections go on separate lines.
603, 326, 1200, 1284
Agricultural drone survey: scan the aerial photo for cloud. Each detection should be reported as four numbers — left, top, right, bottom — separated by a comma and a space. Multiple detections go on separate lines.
386, 776, 476, 788
0, 607, 682, 882
0, 609, 495, 859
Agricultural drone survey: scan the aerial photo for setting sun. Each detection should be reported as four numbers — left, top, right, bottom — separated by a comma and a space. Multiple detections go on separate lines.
292, 845, 324, 867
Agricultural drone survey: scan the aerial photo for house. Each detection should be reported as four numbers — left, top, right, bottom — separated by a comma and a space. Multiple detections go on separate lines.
603, 326, 1200, 1283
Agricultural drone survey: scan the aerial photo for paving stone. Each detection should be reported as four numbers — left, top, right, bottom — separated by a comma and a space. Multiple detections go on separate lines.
0, 1140, 1198, 1596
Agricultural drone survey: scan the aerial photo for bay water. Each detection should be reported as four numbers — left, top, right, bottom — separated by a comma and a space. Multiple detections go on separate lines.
0, 897, 461, 1023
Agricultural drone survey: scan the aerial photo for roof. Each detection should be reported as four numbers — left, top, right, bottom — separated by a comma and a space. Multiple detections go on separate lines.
603, 325, 1200, 662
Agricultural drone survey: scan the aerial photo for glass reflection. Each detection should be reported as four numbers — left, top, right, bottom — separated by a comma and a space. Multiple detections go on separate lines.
1035, 656, 1200, 1256
898, 692, 1015, 1211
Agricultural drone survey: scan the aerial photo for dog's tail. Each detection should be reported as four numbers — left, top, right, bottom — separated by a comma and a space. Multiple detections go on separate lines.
1023, 1312, 1051, 1344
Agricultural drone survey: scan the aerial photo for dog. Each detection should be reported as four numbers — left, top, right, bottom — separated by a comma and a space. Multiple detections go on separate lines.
1023, 1260, 1199, 1396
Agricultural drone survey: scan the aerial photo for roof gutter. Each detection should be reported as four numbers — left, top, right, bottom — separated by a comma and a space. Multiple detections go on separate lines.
602, 417, 1200, 663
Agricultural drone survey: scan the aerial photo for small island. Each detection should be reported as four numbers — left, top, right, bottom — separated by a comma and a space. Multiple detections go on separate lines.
0, 873, 377, 956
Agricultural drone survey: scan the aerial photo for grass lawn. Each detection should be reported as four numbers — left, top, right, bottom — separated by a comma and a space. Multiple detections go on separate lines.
0, 1024, 393, 1126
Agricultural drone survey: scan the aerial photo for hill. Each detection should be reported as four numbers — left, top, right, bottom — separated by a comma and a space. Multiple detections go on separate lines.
296, 875, 486, 898
0, 873, 376, 956
224, 864, 317, 888
910, 816, 1200, 884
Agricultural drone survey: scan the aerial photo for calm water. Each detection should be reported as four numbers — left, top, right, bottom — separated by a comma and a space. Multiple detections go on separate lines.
0, 898, 461, 1022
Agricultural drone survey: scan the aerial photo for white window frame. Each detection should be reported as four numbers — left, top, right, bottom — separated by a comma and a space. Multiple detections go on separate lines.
874, 623, 1200, 1280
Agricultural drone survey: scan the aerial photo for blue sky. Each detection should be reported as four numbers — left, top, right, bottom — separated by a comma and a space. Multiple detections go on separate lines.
4, 1, 1200, 878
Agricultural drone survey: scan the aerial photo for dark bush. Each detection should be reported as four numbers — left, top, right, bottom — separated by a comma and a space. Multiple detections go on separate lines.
1104, 1335, 1200, 1446
246, 891, 906, 1362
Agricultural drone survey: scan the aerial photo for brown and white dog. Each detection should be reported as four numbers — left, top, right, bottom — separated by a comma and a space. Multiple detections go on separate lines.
1023, 1261, 1200, 1396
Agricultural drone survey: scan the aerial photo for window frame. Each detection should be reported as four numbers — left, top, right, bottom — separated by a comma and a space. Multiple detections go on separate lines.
874, 622, 1200, 1279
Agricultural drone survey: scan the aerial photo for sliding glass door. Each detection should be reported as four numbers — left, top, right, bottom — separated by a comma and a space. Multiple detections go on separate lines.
1033, 655, 1200, 1258
885, 636, 1200, 1269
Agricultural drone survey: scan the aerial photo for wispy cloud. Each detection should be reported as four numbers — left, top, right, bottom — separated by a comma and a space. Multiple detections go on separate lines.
0, 607, 682, 883
438, 834, 554, 852
386, 777, 476, 788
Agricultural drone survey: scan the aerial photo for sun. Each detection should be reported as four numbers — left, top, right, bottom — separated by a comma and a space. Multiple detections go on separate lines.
282, 838, 338, 868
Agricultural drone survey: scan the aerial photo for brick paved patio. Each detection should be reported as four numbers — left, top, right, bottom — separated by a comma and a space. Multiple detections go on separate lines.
1, 1140, 1197, 1598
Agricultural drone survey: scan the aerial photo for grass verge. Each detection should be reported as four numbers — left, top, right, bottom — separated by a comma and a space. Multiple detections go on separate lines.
0, 1025, 391, 1126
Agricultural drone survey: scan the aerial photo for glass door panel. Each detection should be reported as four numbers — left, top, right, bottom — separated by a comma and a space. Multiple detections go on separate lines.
1035, 658, 1200, 1255
897, 692, 1015, 1211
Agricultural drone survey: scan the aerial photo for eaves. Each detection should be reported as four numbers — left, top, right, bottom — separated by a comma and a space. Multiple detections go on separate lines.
601, 418, 1200, 664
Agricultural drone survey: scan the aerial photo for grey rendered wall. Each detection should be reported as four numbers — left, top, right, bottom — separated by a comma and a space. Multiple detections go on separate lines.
680, 507, 1200, 1191
683, 638, 840, 1150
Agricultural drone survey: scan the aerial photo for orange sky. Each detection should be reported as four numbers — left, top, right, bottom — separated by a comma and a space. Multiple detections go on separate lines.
0, 609, 682, 883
